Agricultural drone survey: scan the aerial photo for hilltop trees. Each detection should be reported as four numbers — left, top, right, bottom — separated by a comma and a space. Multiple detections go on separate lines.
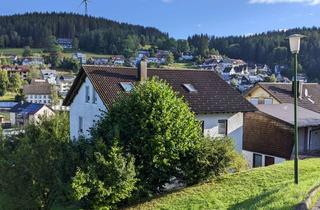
0, 70, 9, 96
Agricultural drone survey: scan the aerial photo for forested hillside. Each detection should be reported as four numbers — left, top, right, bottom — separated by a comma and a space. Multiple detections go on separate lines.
209, 28, 320, 81
0, 13, 319, 81
0, 12, 170, 55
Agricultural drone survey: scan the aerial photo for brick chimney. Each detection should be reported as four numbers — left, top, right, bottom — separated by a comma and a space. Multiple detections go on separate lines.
138, 59, 147, 82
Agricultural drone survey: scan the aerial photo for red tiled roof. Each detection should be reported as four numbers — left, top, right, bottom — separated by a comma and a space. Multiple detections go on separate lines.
63, 65, 257, 114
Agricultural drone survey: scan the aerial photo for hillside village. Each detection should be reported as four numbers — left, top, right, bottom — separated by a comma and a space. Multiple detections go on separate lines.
0, 9, 320, 210
0, 40, 319, 166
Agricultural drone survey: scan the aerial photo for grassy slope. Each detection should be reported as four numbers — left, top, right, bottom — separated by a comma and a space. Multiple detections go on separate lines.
129, 159, 320, 210
0, 92, 16, 102
161, 62, 198, 70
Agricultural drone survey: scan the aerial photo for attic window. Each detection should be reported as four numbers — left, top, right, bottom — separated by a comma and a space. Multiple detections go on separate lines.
183, 84, 197, 93
120, 82, 134, 93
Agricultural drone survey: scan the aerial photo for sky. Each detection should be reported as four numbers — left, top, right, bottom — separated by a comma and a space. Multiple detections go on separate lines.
1, 0, 320, 38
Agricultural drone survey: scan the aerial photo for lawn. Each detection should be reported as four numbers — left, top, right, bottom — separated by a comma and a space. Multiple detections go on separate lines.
161, 62, 198, 69
128, 158, 320, 210
0, 92, 16, 102
0, 48, 113, 59
0, 48, 43, 56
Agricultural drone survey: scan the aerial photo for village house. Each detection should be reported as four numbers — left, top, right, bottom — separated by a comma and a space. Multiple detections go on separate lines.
0, 65, 29, 80
22, 57, 44, 66
57, 38, 73, 49
93, 57, 109, 65
63, 62, 256, 152
73, 52, 87, 64
243, 104, 320, 167
23, 79, 53, 105
57, 75, 75, 98
9, 102, 55, 127
112, 55, 125, 65
243, 82, 320, 167
41, 69, 57, 85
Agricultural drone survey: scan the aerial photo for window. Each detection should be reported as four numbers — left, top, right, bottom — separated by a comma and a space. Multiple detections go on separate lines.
253, 153, 263, 168
78, 116, 83, 133
44, 100, 47, 104
92, 89, 97, 104
85, 86, 90, 102
183, 84, 197, 93
250, 98, 259, 105
265, 156, 275, 166
120, 82, 134, 93
264, 98, 273, 105
218, 119, 228, 135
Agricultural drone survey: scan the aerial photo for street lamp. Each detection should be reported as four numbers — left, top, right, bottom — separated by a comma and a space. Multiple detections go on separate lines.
288, 34, 305, 185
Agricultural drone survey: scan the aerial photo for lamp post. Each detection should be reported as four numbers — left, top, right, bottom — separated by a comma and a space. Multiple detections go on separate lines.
288, 34, 305, 185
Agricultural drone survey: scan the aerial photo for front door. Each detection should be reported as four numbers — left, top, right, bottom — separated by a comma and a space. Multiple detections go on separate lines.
310, 129, 320, 151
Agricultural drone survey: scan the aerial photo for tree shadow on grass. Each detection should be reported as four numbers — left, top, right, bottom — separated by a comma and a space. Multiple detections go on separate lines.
228, 188, 295, 210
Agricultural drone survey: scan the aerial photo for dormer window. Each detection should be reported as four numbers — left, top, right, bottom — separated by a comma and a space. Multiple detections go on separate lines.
183, 84, 197, 93
120, 82, 134, 93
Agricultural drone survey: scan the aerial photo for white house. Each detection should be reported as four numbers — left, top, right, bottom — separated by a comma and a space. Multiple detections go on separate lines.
23, 79, 52, 105
63, 63, 256, 152
10, 102, 55, 126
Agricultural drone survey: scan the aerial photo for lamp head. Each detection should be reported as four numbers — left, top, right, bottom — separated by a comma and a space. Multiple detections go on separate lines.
288, 34, 305, 54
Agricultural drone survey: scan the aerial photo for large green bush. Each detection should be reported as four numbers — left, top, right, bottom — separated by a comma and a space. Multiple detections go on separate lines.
71, 138, 137, 210
91, 78, 226, 196
0, 113, 75, 210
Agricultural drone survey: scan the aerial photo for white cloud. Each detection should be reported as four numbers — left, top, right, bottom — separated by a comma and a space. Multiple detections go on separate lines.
249, 0, 320, 5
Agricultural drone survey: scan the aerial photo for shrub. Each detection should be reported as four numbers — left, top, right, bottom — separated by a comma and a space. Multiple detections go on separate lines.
0, 113, 75, 209
179, 137, 248, 185
71, 139, 137, 209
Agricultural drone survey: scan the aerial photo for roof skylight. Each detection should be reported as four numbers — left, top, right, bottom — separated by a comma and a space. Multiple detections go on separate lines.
183, 83, 197, 93
120, 82, 134, 93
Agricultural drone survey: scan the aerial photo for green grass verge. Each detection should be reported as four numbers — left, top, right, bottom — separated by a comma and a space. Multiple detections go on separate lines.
128, 158, 320, 210
0, 92, 16, 102
161, 62, 198, 70
0, 48, 43, 56
0, 48, 113, 59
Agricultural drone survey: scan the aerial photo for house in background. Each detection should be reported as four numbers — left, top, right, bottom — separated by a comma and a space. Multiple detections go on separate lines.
244, 82, 320, 113
63, 63, 256, 152
23, 80, 53, 105
1, 65, 30, 80
243, 104, 320, 168
73, 52, 87, 64
243, 82, 320, 168
57, 38, 73, 49
41, 69, 57, 85
22, 57, 44, 66
10, 102, 55, 127
57, 75, 76, 98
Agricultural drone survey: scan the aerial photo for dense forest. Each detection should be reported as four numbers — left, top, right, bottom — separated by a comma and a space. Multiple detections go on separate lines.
0, 13, 320, 81
0, 12, 171, 55
209, 28, 320, 81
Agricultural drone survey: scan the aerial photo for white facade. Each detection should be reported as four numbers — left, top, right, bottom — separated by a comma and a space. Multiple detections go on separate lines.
197, 112, 244, 152
70, 77, 107, 139
26, 94, 51, 105
69, 79, 246, 152
242, 150, 286, 168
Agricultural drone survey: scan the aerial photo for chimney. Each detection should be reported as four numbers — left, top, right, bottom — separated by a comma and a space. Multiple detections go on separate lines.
292, 80, 303, 98
138, 59, 147, 82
